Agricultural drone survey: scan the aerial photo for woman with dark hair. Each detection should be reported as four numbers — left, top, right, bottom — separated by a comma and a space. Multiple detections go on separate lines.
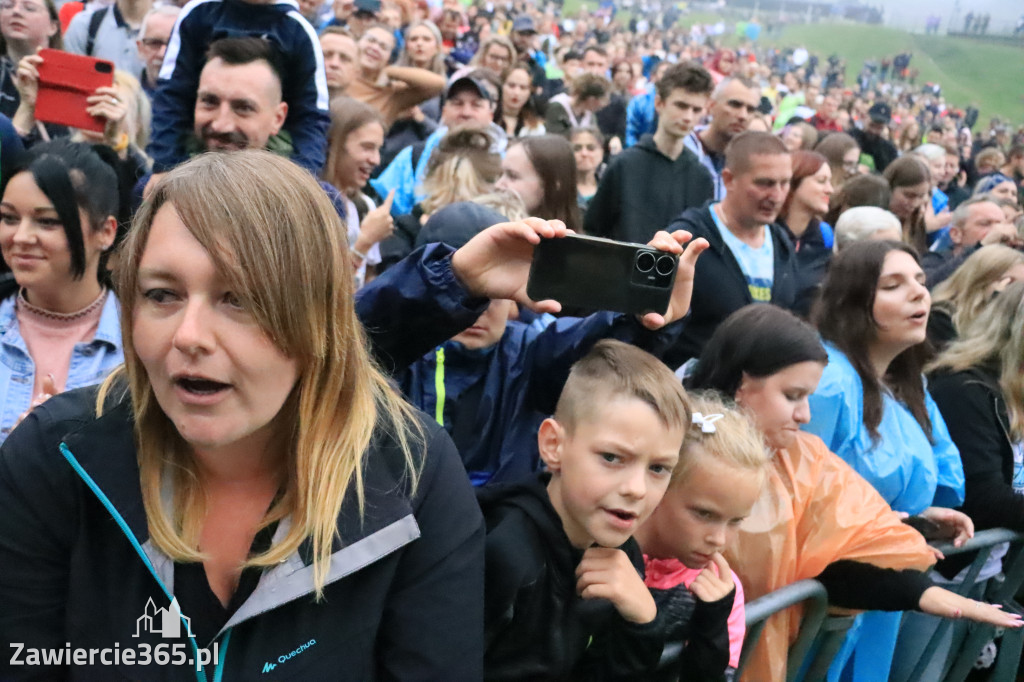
0, 139, 120, 441
823, 172, 891, 227
571, 126, 603, 212
496, 134, 580, 233
805, 239, 970, 680
777, 150, 834, 314
884, 155, 932, 252
0, 0, 59, 119
494, 65, 545, 138
686, 303, 1018, 682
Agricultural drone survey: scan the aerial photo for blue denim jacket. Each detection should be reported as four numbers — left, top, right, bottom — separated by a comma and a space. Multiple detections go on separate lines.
0, 292, 123, 441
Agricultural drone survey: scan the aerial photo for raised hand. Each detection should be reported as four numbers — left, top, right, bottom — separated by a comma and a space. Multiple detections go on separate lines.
688, 552, 735, 603
576, 547, 657, 625
450, 217, 569, 313
637, 229, 710, 330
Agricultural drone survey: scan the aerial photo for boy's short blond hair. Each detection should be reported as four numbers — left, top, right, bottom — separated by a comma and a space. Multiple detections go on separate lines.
554, 340, 691, 436
671, 392, 771, 488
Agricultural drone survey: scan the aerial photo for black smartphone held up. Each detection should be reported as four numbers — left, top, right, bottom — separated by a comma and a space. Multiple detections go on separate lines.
526, 234, 678, 316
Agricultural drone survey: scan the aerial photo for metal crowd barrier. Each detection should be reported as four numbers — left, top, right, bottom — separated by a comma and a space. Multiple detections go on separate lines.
897, 528, 1024, 682
733, 528, 1024, 682
736, 579, 829, 681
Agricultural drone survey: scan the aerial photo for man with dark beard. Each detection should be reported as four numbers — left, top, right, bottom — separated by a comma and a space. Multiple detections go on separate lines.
134, 38, 344, 215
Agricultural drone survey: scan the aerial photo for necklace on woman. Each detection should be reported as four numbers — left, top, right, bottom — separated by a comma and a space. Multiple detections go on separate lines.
17, 287, 108, 322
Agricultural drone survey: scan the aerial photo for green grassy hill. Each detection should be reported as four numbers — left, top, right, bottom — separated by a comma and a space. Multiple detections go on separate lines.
559, 1, 1022, 123
749, 23, 1023, 123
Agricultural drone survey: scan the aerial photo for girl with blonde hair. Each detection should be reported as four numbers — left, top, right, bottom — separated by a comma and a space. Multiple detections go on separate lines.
377, 126, 502, 271
0, 150, 484, 680
928, 244, 1024, 349
637, 394, 770, 680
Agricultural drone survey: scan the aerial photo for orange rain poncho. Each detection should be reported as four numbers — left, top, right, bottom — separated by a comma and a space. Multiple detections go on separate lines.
725, 431, 936, 682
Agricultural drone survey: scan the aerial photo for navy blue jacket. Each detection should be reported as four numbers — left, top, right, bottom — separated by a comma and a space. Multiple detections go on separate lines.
354, 243, 683, 486
400, 312, 682, 486
148, 0, 329, 174
0, 387, 484, 681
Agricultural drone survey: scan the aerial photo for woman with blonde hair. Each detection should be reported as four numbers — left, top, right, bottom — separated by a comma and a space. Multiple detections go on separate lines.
418, 127, 502, 215
927, 244, 1024, 349
469, 34, 516, 75
378, 126, 502, 270
0, 150, 484, 680
397, 20, 445, 75
909, 282, 1024, 679
896, 118, 921, 153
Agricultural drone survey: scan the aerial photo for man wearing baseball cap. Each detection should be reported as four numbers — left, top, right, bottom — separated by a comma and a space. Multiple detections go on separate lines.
510, 14, 547, 93
849, 101, 898, 172
372, 70, 508, 216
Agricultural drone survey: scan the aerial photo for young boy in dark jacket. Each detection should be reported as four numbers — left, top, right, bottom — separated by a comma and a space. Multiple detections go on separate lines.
478, 340, 691, 680
397, 201, 705, 486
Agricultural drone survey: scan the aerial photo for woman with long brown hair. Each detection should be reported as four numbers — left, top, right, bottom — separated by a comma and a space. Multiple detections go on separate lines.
0, 150, 484, 680
884, 155, 931, 252
805, 239, 971, 680
496, 134, 581, 232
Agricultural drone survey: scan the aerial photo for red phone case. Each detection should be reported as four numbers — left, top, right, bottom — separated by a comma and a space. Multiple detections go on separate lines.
35, 48, 115, 133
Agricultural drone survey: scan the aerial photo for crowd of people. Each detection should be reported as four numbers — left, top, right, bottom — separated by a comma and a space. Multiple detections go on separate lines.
0, 0, 1023, 679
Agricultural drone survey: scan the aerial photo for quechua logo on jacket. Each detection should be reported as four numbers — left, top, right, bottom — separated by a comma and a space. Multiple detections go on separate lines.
262, 639, 317, 674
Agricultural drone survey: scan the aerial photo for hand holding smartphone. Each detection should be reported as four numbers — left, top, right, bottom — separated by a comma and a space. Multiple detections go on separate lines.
527, 234, 680, 317
34, 49, 114, 133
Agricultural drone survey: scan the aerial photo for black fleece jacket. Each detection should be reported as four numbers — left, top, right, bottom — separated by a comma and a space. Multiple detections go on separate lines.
662, 204, 801, 367
478, 474, 666, 681
929, 364, 1021, 532
584, 134, 714, 243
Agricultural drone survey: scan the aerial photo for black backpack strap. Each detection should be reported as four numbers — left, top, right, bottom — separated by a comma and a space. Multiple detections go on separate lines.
85, 7, 109, 57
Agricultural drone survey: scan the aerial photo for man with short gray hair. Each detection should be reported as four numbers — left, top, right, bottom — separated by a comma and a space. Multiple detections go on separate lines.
921, 195, 1021, 286
136, 5, 180, 98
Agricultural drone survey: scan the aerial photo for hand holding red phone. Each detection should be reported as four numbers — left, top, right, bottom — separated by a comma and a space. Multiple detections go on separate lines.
85, 85, 127, 139
14, 53, 43, 108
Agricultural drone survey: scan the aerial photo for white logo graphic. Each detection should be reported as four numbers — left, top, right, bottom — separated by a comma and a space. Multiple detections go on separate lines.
133, 597, 195, 639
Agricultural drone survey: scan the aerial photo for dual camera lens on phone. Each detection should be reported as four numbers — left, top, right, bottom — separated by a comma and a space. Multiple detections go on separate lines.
634, 251, 676, 277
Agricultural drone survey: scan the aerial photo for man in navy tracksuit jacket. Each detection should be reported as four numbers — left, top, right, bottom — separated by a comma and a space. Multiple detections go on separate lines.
148, 0, 329, 175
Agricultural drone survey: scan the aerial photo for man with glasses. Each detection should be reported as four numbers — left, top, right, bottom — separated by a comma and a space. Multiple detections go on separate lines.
135, 5, 179, 98
64, 0, 150, 76
684, 76, 761, 200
